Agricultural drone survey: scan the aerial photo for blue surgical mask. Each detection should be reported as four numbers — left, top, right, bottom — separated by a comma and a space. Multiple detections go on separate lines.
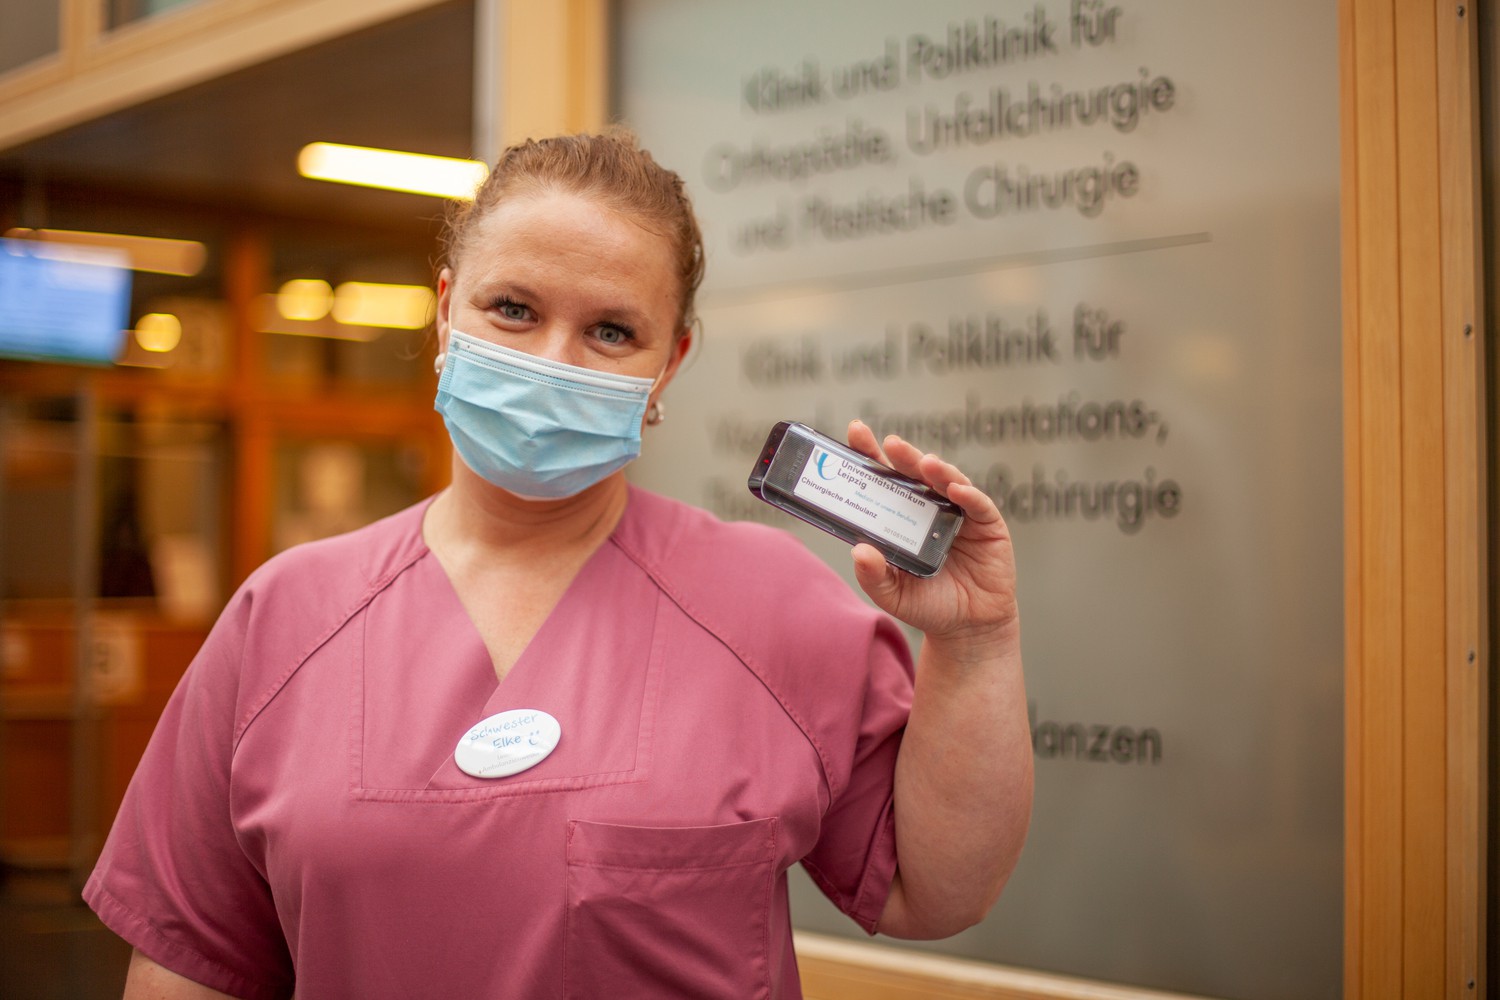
434, 330, 658, 499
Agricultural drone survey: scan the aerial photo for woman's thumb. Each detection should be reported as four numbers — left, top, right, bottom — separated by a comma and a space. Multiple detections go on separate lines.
851, 544, 899, 610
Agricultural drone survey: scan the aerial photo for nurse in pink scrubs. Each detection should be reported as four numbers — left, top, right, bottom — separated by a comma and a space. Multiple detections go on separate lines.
86, 131, 1033, 1000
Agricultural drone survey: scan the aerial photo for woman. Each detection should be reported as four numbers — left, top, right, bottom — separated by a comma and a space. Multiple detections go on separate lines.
86, 131, 1033, 999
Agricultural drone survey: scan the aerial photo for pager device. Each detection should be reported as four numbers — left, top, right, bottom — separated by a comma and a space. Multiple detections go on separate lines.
747, 421, 964, 578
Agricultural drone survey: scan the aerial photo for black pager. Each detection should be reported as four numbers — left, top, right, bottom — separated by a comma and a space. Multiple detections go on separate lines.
747, 421, 964, 578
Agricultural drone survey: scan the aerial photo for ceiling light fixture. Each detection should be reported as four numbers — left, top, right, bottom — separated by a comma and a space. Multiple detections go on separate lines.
134, 313, 182, 353
297, 142, 488, 200
276, 279, 335, 322
332, 282, 435, 329
255, 294, 380, 342
4, 228, 206, 276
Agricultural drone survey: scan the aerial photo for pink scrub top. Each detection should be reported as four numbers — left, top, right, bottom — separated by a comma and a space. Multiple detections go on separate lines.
84, 487, 913, 1000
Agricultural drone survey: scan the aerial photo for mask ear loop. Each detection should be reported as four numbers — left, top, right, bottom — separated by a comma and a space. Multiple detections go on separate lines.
645, 316, 700, 427
644, 349, 677, 426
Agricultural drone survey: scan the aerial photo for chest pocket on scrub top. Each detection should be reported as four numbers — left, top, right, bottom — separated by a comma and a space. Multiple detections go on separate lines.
563, 817, 778, 1000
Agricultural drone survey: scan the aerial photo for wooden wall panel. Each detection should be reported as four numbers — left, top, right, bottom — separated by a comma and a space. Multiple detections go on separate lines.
1393, 2, 1448, 994
1344, 0, 1406, 990
226, 230, 273, 589
496, 0, 609, 148
1342, 1, 1488, 998
1437, 4, 1489, 998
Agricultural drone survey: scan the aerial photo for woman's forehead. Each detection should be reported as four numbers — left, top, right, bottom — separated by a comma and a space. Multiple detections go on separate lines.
461, 191, 669, 266
455, 192, 681, 318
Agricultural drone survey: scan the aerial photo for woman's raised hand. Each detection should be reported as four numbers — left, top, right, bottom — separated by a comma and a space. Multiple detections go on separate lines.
845, 419, 1019, 653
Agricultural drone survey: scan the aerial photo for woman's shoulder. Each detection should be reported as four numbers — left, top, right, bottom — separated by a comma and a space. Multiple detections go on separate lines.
243, 499, 430, 591
614, 486, 899, 669
616, 487, 911, 796
616, 485, 857, 605
165, 499, 435, 744
224, 499, 432, 648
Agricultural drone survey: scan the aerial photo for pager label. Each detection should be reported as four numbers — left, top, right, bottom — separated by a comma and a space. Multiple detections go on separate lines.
791, 446, 940, 555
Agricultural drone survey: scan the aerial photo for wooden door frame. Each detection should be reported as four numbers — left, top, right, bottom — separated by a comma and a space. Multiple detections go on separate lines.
1341, 1, 1488, 997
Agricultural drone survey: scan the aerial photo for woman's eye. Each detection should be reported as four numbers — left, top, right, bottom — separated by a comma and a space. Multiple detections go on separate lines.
595, 325, 633, 345
496, 299, 530, 322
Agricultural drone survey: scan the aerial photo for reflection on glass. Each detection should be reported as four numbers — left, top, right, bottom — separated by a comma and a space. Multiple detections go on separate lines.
117, 297, 229, 374
0, 0, 60, 76
263, 327, 430, 389
4, 228, 207, 276
0, 400, 224, 613
272, 439, 425, 554
98, 412, 227, 620
105, 0, 202, 30
0, 398, 80, 600
133, 313, 182, 354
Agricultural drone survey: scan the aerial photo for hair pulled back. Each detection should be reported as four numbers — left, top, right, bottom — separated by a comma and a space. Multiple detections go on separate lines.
443, 128, 706, 333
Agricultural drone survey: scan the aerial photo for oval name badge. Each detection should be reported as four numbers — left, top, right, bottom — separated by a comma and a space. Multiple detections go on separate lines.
454, 709, 561, 779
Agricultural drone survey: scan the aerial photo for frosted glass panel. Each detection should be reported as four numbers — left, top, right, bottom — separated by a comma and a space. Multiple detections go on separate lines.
0, 0, 60, 75
619, 2, 1342, 997
271, 438, 426, 554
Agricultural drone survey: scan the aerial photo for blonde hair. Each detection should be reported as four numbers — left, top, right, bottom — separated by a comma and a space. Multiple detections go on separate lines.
443, 128, 706, 332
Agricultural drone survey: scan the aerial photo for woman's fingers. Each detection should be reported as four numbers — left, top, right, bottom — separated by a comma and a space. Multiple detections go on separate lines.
851, 542, 902, 611
915, 450, 974, 490
882, 434, 981, 502
946, 481, 1004, 526
849, 423, 1001, 526
879, 434, 927, 480
901, 447, 1004, 529
846, 419, 888, 465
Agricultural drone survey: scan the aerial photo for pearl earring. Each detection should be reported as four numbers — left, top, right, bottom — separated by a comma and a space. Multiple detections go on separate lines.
433, 351, 447, 375
646, 400, 665, 426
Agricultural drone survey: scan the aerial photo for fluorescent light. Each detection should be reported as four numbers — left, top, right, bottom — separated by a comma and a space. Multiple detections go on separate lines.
277, 279, 334, 321
332, 282, 434, 329
255, 294, 381, 342
5, 227, 206, 276
297, 143, 488, 199
135, 313, 182, 353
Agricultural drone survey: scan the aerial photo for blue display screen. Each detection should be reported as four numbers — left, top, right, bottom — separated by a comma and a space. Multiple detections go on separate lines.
0, 238, 131, 365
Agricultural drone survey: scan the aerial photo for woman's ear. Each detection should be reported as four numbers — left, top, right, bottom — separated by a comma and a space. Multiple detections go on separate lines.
435, 268, 455, 354
644, 327, 693, 429
657, 323, 695, 391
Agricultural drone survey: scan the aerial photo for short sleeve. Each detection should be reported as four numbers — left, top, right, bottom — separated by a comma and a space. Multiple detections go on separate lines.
83, 588, 295, 1000
798, 615, 913, 934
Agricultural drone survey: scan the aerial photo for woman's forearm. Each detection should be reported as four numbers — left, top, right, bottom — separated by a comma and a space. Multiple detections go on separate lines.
879, 629, 1033, 939
123, 951, 240, 1000
840, 421, 1032, 939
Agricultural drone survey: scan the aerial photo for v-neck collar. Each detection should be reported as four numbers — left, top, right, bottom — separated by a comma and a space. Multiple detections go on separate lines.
347, 489, 668, 796
415, 487, 639, 694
